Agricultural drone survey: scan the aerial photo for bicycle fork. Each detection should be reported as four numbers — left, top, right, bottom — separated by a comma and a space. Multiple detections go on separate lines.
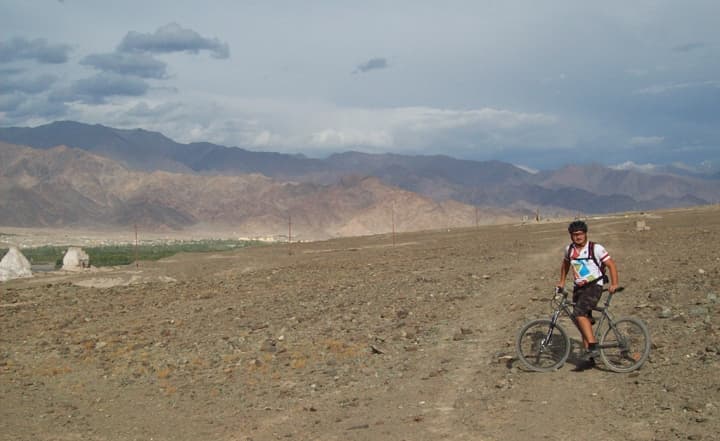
603, 321, 629, 351
541, 310, 563, 348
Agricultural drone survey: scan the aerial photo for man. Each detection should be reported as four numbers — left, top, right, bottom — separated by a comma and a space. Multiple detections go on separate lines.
557, 220, 619, 371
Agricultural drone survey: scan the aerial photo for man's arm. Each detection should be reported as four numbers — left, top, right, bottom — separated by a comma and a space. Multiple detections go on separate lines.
604, 257, 619, 293
557, 259, 570, 290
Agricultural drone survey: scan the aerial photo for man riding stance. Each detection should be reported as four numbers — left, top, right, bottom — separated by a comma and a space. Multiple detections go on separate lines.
557, 220, 619, 370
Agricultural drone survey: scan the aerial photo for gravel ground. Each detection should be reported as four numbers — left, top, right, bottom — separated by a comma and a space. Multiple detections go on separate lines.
1, 206, 719, 441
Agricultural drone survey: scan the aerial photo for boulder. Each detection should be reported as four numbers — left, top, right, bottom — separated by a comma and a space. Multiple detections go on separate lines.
62, 247, 90, 271
0, 247, 33, 282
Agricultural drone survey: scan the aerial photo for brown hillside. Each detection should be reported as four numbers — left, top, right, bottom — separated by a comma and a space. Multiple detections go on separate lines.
0, 142, 520, 239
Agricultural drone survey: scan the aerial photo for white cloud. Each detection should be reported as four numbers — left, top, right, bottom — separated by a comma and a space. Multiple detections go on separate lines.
630, 136, 664, 146
394, 107, 556, 132
669, 161, 701, 173
625, 68, 649, 77
633, 81, 720, 95
513, 164, 539, 174
309, 128, 393, 148
610, 161, 658, 172
57, 92, 562, 156
243, 104, 558, 152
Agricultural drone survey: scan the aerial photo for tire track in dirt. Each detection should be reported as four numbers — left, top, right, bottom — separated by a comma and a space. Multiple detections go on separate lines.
415, 232, 646, 441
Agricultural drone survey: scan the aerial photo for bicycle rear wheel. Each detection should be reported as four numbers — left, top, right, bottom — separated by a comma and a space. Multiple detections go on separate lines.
516, 319, 571, 372
599, 317, 651, 373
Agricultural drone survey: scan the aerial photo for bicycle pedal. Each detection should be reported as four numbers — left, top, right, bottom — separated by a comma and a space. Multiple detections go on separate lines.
584, 349, 600, 360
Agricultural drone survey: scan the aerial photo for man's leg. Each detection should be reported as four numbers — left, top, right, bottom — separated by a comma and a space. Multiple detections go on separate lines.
574, 283, 602, 360
576, 315, 596, 349
573, 314, 599, 371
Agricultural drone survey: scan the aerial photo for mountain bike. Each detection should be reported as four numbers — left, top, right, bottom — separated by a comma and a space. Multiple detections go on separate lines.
515, 286, 651, 373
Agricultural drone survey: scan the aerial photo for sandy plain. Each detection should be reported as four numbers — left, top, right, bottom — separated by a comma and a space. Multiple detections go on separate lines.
1, 206, 719, 441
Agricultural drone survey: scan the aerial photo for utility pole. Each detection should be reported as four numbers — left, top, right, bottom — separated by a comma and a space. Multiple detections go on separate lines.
134, 224, 139, 268
288, 214, 292, 255
391, 201, 396, 247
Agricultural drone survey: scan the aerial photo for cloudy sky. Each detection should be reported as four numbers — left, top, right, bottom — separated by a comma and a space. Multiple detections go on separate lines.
1, 1, 719, 169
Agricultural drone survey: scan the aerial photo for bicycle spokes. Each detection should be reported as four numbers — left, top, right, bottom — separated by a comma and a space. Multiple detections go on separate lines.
516, 319, 571, 372
599, 318, 650, 372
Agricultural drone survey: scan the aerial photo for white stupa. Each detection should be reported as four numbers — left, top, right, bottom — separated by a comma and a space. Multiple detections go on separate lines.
0, 247, 33, 282
62, 247, 90, 271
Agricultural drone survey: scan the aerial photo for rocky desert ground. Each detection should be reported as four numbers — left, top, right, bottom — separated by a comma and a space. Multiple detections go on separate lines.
1, 206, 719, 441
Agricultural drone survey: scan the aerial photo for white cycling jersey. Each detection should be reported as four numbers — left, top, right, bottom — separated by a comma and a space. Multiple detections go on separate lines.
564, 242, 610, 286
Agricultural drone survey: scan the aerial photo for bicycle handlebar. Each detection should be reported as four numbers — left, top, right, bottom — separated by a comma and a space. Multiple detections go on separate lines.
555, 285, 624, 295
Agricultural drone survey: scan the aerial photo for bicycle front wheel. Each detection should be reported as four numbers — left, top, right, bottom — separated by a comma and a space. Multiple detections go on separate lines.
599, 317, 651, 373
516, 319, 571, 372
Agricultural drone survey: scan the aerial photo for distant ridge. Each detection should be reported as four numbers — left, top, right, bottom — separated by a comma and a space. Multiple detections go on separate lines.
1, 121, 718, 225
0, 142, 518, 238
0, 121, 323, 176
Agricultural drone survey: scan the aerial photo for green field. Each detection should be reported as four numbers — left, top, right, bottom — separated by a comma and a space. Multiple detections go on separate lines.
0, 239, 264, 268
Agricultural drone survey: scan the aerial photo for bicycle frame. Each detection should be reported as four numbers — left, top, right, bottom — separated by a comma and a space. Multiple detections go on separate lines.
545, 289, 625, 351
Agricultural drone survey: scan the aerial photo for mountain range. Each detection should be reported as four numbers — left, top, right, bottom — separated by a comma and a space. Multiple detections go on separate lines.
0, 121, 718, 238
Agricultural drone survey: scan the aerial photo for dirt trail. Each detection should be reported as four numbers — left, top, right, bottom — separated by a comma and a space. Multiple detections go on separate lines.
1, 207, 719, 441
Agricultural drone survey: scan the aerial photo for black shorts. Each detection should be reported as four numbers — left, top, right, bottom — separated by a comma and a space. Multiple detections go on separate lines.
573, 283, 603, 317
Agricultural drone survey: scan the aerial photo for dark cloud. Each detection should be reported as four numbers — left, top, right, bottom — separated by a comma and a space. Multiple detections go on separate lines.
0, 67, 24, 76
354, 57, 389, 74
0, 74, 56, 94
117, 23, 230, 59
52, 73, 149, 104
673, 42, 705, 53
81, 52, 168, 79
0, 37, 71, 64
0, 93, 67, 120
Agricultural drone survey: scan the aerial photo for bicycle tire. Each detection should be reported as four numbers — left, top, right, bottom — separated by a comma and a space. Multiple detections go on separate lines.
516, 319, 571, 372
599, 317, 651, 373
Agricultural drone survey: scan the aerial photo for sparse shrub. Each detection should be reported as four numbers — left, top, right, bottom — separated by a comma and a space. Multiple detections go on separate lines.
15, 239, 264, 268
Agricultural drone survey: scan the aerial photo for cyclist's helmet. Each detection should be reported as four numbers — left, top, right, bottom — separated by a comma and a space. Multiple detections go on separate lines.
568, 220, 588, 234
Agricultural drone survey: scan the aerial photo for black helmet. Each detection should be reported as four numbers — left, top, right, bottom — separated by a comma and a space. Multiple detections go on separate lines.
568, 220, 588, 233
